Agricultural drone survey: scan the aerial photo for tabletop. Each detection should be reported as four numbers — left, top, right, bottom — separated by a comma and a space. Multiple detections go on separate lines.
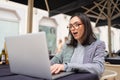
0, 65, 99, 80
105, 56, 120, 64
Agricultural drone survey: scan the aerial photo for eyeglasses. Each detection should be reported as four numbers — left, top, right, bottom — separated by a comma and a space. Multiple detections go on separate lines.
67, 22, 83, 30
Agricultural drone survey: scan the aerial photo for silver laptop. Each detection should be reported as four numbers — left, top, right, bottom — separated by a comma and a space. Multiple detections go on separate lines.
5, 32, 73, 80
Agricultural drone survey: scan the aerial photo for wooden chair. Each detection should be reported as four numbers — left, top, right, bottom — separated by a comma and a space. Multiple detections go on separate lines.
101, 70, 117, 80
104, 63, 120, 80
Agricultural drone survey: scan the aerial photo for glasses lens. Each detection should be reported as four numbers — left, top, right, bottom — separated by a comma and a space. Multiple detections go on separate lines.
67, 22, 82, 30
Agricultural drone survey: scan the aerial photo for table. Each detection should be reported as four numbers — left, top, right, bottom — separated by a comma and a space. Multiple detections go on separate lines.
105, 56, 120, 64
0, 65, 99, 80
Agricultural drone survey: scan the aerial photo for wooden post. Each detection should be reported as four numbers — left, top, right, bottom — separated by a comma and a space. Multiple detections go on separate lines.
107, 0, 112, 57
27, 0, 34, 33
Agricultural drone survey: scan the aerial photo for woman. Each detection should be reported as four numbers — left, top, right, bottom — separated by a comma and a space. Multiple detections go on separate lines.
50, 13, 106, 78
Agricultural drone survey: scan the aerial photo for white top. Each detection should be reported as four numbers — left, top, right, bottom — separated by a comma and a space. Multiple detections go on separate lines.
70, 43, 85, 64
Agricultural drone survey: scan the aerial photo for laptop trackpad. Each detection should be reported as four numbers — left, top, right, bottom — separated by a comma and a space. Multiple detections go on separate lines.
52, 72, 74, 80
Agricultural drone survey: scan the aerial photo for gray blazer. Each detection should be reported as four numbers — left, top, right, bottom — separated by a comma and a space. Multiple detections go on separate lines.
51, 40, 106, 78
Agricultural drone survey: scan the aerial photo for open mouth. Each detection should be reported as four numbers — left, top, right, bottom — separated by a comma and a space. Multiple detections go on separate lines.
73, 32, 78, 35
72, 32, 78, 37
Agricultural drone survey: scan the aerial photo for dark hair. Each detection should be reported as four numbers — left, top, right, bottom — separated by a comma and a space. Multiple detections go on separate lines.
67, 13, 97, 47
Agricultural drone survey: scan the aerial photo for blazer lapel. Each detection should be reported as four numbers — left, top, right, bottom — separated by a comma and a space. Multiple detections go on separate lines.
83, 45, 92, 63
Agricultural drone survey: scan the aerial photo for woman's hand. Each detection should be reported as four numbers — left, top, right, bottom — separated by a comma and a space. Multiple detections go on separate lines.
50, 64, 64, 74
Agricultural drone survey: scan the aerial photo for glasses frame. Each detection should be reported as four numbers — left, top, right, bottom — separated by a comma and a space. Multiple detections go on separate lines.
67, 22, 83, 30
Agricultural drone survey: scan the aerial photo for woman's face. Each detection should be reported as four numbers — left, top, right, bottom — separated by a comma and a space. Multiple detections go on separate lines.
69, 16, 84, 42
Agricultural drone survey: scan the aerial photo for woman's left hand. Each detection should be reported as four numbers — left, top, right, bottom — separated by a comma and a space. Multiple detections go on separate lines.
50, 64, 64, 74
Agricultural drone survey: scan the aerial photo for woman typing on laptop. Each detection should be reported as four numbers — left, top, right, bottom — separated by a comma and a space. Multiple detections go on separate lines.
50, 13, 106, 79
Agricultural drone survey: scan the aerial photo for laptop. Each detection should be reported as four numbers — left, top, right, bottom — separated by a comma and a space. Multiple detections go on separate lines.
5, 32, 73, 80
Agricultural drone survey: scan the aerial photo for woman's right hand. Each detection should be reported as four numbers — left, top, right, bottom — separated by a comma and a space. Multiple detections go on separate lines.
50, 64, 64, 74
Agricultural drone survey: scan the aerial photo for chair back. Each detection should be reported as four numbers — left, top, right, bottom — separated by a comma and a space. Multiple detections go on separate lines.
101, 69, 117, 80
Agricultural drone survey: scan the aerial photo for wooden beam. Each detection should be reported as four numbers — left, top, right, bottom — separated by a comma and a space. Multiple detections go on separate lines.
107, 0, 112, 57
112, 13, 120, 20
81, 6, 100, 16
111, 0, 120, 12
94, 0, 107, 25
86, 14, 104, 19
83, 0, 104, 14
81, 0, 107, 20
111, 0, 120, 20
27, 0, 34, 33
94, 1, 108, 18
